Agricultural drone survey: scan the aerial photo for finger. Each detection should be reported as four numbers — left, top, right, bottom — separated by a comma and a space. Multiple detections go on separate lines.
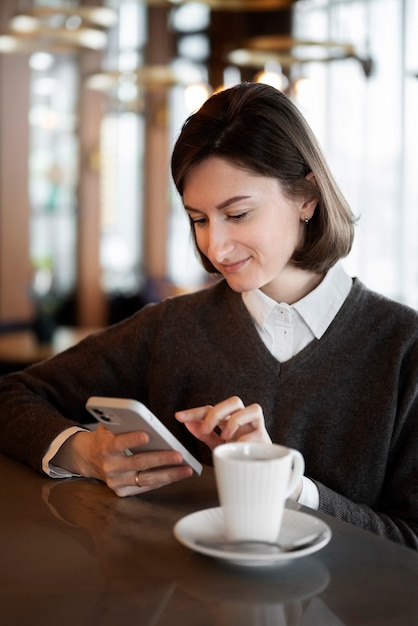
111, 429, 150, 456
175, 405, 213, 423
136, 463, 193, 490
200, 396, 245, 435
220, 403, 264, 439
237, 428, 272, 444
101, 448, 186, 490
112, 464, 193, 498
95, 424, 150, 458
183, 421, 224, 450
123, 448, 185, 473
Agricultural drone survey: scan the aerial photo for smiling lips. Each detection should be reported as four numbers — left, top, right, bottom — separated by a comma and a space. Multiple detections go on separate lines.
219, 257, 250, 274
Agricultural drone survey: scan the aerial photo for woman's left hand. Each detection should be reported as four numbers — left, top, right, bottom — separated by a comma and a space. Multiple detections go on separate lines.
175, 396, 271, 450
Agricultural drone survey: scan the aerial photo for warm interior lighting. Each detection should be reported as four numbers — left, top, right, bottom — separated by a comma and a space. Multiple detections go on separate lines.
9, 6, 118, 30
86, 65, 195, 93
0, 35, 19, 53
254, 66, 289, 91
9, 15, 39, 33
0, 5, 117, 54
227, 36, 358, 69
292, 76, 316, 106
184, 83, 212, 111
0, 29, 107, 53
150, 0, 296, 9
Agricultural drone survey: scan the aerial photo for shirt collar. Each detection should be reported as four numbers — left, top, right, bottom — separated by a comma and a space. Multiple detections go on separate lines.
242, 263, 352, 339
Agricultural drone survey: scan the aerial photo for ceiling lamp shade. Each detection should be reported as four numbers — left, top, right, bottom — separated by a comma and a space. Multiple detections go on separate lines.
227, 35, 357, 68
146, 0, 296, 10
86, 65, 195, 92
0, 29, 107, 53
9, 6, 118, 30
0, 5, 117, 54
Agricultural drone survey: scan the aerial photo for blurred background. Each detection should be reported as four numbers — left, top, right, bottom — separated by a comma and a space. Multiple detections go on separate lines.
0, 0, 417, 335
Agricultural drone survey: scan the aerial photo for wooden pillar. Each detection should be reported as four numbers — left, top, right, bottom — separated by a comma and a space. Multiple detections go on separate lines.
76, 48, 107, 327
143, 91, 170, 283
73, 0, 107, 327
142, 7, 176, 296
0, 0, 32, 325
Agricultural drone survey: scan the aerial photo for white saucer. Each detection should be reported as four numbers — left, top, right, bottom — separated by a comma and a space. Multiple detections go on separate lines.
174, 507, 331, 567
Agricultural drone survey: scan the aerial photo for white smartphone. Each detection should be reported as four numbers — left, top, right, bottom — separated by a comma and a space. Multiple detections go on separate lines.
85, 396, 202, 475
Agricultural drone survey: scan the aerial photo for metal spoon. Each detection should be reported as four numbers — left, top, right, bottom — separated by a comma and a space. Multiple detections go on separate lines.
195, 530, 326, 554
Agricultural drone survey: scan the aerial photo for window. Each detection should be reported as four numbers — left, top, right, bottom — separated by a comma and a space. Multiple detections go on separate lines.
29, 51, 79, 299
293, 0, 418, 308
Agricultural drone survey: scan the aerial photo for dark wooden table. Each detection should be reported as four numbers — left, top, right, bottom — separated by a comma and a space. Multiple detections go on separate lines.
1, 452, 417, 625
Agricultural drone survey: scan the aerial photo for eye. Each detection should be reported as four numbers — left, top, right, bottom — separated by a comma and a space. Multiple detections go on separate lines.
189, 215, 207, 227
228, 212, 248, 222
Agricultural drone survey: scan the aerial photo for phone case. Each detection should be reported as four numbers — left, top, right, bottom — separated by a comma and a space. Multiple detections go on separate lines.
85, 396, 202, 475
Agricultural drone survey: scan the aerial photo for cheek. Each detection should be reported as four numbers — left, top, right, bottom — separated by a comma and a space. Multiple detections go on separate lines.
272, 213, 304, 247
193, 228, 208, 254
262, 221, 302, 263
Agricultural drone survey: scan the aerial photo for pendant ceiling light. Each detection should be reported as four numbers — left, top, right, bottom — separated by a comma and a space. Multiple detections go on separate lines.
86, 65, 194, 93
227, 35, 357, 68
146, 0, 296, 9
0, 5, 117, 54
226, 35, 373, 77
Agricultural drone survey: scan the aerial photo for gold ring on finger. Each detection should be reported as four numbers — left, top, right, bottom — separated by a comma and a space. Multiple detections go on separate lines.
134, 471, 142, 487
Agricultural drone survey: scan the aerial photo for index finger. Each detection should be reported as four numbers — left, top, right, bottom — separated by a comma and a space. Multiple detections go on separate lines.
110, 429, 150, 456
200, 396, 245, 435
175, 405, 213, 423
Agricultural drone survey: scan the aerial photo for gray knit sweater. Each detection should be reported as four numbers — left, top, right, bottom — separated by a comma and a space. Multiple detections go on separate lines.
1, 278, 417, 548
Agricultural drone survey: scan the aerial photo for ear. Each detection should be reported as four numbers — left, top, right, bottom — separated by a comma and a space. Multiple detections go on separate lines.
301, 172, 318, 222
305, 170, 317, 186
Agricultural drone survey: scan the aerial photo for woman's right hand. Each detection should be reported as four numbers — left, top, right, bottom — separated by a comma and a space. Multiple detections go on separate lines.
175, 396, 272, 450
51, 424, 193, 497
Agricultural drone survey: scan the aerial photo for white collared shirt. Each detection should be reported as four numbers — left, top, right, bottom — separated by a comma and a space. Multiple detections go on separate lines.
242, 263, 353, 509
242, 262, 352, 363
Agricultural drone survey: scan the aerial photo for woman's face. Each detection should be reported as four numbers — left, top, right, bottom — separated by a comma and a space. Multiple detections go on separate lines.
183, 157, 317, 302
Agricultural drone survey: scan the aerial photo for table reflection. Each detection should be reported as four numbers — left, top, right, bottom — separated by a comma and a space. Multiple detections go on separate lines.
41, 477, 337, 626
3, 455, 418, 626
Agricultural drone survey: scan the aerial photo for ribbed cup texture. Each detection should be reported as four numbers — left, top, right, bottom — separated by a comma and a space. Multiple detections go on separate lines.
215, 454, 292, 542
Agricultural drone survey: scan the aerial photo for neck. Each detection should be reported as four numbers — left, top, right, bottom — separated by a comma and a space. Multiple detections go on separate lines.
261, 268, 325, 304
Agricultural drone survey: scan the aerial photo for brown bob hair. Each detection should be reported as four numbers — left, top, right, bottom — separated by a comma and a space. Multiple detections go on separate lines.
171, 82, 355, 274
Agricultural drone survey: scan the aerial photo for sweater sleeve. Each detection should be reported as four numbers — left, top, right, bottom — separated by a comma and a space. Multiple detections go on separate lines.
271, 282, 418, 550
0, 304, 159, 472
312, 340, 418, 550
314, 481, 418, 548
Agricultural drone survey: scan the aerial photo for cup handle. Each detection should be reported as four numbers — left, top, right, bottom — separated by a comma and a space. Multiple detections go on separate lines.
285, 450, 305, 497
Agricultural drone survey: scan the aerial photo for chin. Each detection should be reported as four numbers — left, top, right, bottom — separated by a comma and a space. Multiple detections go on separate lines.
224, 277, 262, 294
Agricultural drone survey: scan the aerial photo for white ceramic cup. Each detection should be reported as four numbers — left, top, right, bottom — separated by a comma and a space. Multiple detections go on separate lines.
213, 442, 305, 542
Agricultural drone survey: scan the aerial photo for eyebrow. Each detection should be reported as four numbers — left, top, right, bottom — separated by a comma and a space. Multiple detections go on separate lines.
185, 195, 251, 213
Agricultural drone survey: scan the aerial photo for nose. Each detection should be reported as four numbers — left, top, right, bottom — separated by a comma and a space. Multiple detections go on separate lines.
205, 221, 235, 264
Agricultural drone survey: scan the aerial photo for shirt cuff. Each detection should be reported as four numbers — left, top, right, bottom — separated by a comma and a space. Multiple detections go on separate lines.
297, 476, 320, 510
42, 427, 87, 478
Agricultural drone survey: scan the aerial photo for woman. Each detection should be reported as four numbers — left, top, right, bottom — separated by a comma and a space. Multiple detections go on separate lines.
0, 83, 417, 548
